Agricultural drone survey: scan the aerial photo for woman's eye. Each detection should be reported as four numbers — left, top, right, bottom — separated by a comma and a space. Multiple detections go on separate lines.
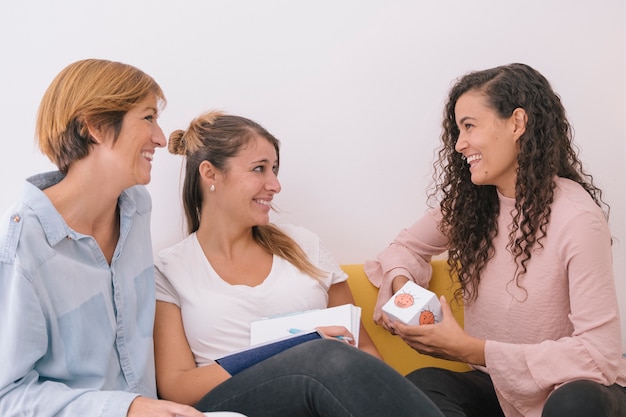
145, 115, 155, 122
253, 166, 264, 172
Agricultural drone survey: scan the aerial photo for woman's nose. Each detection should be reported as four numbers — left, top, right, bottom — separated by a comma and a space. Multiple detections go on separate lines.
454, 133, 467, 154
153, 122, 167, 148
267, 173, 281, 193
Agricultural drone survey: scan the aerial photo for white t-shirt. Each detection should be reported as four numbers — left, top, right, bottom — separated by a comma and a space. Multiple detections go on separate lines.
155, 224, 347, 366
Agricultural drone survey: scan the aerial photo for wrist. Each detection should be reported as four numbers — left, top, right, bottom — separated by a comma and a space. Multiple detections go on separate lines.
460, 337, 486, 366
391, 275, 410, 293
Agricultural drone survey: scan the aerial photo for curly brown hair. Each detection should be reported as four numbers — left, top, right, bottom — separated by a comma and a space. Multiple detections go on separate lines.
430, 63, 608, 303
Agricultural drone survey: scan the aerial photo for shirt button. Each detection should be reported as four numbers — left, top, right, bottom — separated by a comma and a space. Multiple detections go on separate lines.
12, 215, 20, 222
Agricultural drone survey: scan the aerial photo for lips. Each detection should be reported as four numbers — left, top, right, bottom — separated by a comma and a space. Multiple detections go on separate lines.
465, 154, 482, 169
141, 151, 154, 161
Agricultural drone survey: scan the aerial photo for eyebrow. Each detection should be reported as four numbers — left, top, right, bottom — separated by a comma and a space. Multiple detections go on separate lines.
137, 105, 158, 114
250, 158, 278, 165
457, 116, 476, 125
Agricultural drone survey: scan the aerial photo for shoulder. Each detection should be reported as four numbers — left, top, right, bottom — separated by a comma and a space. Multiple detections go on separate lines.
154, 233, 197, 269
276, 223, 318, 240
0, 201, 27, 264
0, 179, 57, 266
548, 178, 609, 243
553, 178, 605, 221
274, 223, 320, 252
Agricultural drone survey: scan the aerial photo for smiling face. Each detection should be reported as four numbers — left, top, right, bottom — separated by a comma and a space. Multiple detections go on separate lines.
394, 292, 415, 308
103, 94, 166, 188
454, 90, 524, 197
216, 135, 281, 228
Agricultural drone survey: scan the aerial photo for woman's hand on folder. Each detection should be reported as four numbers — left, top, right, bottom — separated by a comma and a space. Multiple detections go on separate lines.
316, 326, 356, 346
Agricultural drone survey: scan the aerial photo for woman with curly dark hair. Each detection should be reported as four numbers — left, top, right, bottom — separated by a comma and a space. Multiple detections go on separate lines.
365, 63, 626, 417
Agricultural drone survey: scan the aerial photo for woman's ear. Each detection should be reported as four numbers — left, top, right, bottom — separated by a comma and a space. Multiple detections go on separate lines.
512, 108, 527, 141
199, 160, 217, 184
84, 119, 107, 144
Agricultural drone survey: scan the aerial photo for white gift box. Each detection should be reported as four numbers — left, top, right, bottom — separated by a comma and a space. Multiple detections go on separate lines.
382, 281, 441, 325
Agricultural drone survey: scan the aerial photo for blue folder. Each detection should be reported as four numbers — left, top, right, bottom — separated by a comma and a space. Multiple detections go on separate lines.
215, 330, 323, 375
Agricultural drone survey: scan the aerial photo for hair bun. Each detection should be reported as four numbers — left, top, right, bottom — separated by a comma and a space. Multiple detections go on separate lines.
168, 129, 187, 155
197, 110, 223, 126
169, 110, 226, 157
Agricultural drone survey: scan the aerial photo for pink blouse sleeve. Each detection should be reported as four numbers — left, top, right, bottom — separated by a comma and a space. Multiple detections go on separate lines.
364, 208, 449, 321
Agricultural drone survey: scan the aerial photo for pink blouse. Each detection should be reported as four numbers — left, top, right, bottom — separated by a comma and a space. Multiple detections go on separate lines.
365, 177, 626, 417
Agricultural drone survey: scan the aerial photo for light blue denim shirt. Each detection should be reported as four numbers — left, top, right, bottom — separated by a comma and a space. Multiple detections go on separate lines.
0, 171, 157, 417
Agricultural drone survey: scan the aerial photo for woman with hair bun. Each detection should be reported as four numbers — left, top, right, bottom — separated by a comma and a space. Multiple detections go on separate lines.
153, 111, 446, 417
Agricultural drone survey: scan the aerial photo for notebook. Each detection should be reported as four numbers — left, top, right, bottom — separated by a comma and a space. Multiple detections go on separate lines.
250, 303, 361, 346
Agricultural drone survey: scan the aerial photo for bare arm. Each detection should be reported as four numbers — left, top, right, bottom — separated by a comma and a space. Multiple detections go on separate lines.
327, 281, 383, 359
153, 301, 232, 405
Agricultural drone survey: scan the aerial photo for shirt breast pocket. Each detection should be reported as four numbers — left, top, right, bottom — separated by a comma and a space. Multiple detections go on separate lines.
57, 292, 117, 377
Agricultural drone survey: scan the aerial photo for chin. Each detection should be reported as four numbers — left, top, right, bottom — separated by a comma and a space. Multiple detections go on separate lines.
134, 172, 152, 186
469, 176, 487, 186
254, 217, 271, 226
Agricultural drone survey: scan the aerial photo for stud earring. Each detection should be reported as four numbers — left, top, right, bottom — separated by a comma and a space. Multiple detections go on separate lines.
210, 184, 215, 192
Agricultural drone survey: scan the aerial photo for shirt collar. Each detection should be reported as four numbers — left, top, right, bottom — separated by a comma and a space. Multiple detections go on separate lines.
23, 171, 141, 246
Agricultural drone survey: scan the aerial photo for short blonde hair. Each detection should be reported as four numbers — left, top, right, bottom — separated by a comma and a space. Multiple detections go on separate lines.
36, 59, 166, 173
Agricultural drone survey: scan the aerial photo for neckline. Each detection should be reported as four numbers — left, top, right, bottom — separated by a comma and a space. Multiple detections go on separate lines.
191, 232, 276, 288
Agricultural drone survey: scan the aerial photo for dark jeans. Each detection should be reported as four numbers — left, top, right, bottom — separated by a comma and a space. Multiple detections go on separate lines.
542, 379, 626, 417
406, 367, 626, 417
195, 339, 445, 417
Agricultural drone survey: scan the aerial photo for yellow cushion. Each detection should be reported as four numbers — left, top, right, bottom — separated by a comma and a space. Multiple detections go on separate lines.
343, 261, 470, 375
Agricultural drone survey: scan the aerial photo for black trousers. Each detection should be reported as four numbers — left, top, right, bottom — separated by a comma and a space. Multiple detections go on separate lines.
406, 367, 626, 417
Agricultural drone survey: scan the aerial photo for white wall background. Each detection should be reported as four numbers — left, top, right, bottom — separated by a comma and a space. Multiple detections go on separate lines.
1, 1, 625, 348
